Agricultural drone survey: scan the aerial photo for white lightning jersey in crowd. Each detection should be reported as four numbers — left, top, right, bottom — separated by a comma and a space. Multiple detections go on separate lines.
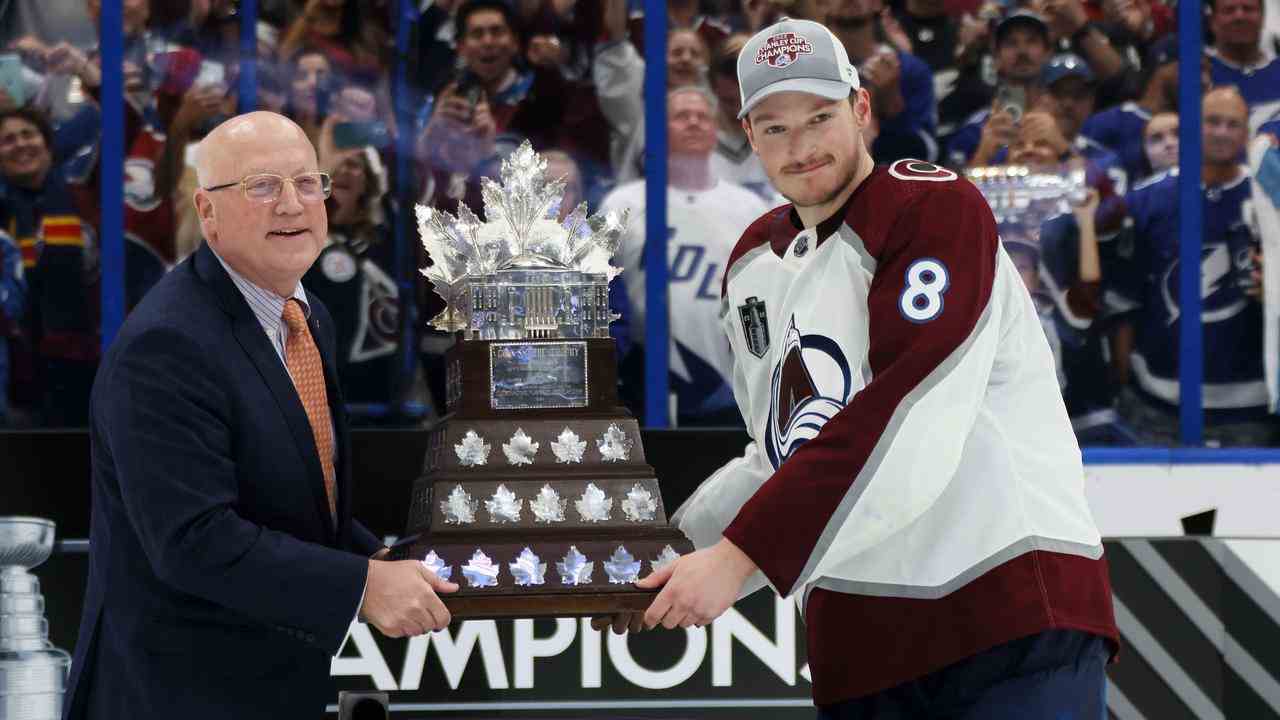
601, 178, 771, 420
673, 160, 1118, 705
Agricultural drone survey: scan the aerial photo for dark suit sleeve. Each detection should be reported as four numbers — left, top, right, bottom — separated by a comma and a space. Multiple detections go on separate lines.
352, 520, 384, 557
99, 325, 370, 654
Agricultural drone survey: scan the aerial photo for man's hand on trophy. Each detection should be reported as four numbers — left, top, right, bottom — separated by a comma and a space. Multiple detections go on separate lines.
360, 559, 459, 637
638, 538, 757, 630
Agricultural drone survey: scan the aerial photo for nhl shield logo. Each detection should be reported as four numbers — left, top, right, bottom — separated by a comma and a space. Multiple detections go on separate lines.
754, 32, 814, 69
738, 296, 771, 358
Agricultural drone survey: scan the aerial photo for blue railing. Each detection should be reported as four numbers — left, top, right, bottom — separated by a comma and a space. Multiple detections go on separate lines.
90, 0, 1237, 448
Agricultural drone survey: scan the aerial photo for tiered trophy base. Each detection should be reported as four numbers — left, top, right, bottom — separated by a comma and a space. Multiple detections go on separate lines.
392, 530, 692, 619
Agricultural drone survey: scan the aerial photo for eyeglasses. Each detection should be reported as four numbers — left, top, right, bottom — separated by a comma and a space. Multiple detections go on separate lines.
203, 172, 332, 204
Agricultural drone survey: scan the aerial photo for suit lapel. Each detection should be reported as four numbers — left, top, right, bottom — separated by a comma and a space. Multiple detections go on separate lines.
194, 244, 337, 544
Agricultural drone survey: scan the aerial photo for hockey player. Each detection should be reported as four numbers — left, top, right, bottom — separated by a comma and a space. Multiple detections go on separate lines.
599, 18, 1119, 717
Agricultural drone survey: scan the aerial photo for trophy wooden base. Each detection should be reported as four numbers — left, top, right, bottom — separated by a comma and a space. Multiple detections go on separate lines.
389, 529, 694, 619
441, 592, 655, 620
397, 337, 696, 619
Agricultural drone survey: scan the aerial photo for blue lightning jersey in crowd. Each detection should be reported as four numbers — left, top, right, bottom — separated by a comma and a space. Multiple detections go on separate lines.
1082, 101, 1154, 185
1110, 167, 1267, 421
1209, 50, 1280, 133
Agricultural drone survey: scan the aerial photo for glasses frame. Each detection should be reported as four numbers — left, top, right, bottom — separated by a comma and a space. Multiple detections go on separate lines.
202, 171, 333, 204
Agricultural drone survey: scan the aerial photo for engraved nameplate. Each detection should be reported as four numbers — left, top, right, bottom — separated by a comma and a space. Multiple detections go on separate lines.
490, 342, 588, 410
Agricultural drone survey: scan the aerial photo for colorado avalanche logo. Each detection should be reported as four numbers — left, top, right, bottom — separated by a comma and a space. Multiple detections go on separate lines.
755, 32, 814, 69
764, 317, 853, 470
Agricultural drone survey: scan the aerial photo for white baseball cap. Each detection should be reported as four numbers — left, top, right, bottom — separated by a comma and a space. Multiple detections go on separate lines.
736, 18, 861, 120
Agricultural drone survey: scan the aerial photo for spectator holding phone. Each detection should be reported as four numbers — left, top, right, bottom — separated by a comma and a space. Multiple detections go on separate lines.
947, 10, 1052, 168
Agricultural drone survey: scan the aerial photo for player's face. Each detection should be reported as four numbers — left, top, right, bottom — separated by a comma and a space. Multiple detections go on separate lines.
1143, 112, 1179, 174
1210, 0, 1263, 49
668, 91, 718, 156
0, 117, 52, 189
745, 90, 869, 213
1202, 90, 1248, 164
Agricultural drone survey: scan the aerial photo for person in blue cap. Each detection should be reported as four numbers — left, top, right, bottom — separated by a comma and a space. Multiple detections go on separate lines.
1042, 52, 1128, 194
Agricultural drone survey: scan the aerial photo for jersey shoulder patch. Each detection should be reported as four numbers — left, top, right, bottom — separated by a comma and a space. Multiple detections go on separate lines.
887, 159, 959, 183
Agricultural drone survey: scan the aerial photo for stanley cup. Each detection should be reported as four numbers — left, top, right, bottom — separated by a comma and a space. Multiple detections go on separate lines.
0, 518, 70, 720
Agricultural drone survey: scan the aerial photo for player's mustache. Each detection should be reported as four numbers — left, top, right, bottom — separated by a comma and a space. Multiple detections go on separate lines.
783, 155, 833, 173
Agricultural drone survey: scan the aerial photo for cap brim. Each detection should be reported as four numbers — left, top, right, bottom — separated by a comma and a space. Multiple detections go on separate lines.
738, 78, 854, 120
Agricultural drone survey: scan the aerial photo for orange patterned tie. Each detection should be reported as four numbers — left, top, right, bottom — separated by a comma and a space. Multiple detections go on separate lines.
282, 299, 337, 523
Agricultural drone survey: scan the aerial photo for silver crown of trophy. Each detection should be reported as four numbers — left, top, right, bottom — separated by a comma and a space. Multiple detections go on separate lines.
0, 518, 70, 720
416, 141, 629, 340
965, 165, 1089, 252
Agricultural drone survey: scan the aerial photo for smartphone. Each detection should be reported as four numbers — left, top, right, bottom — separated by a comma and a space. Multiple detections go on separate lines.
333, 120, 391, 150
0, 53, 31, 107
995, 85, 1026, 123
193, 58, 226, 89
450, 70, 484, 122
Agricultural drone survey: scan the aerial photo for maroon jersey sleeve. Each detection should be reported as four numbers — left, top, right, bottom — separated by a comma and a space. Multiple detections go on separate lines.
722, 175, 1001, 597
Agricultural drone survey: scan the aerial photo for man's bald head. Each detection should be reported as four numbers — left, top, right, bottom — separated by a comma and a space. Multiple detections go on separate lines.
195, 111, 313, 188
1203, 85, 1249, 165
192, 111, 328, 297
1203, 86, 1248, 122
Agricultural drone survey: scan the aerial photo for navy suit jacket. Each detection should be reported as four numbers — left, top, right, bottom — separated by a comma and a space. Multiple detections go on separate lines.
64, 243, 385, 719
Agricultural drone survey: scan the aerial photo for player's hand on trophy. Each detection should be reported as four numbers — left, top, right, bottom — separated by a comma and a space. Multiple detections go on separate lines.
360, 558, 459, 637
639, 538, 757, 630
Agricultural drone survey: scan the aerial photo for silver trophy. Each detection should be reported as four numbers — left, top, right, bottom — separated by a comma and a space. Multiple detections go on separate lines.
966, 165, 1089, 251
0, 517, 70, 720
417, 141, 628, 341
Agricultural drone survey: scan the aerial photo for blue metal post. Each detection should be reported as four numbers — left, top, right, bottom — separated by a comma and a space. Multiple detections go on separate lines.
237, 0, 259, 112
1177, 2, 1204, 445
99, 0, 124, 351
643, 0, 670, 427
393, 0, 417, 414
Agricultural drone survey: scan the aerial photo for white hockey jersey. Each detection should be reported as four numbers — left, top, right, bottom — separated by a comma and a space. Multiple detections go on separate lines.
672, 160, 1118, 704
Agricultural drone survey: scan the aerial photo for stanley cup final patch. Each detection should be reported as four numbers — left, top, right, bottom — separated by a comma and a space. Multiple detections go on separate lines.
739, 296, 771, 358
755, 32, 813, 68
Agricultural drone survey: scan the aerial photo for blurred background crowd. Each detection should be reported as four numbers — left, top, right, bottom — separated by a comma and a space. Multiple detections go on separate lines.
2, 0, 1280, 447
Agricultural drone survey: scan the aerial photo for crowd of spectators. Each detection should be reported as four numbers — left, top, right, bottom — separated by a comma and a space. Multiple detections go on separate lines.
2, 0, 1280, 446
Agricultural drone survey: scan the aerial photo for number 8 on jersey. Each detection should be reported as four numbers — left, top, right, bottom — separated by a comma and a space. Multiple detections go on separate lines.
899, 258, 950, 323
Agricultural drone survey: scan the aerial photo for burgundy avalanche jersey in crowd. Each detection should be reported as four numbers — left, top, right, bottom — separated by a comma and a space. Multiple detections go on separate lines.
672, 160, 1118, 705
